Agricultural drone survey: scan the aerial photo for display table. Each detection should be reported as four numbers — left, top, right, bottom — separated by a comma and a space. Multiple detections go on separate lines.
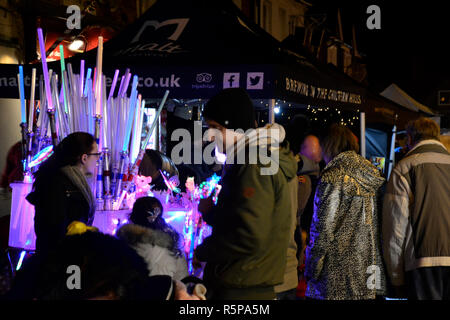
8, 182, 210, 260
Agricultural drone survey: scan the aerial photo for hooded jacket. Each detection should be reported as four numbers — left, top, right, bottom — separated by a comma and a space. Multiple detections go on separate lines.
117, 223, 189, 280
305, 151, 386, 300
195, 124, 297, 299
382, 140, 450, 286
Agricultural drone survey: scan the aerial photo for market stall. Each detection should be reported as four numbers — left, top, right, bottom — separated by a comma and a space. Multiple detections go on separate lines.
7, 29, 219, 275
5, 0, 374, 272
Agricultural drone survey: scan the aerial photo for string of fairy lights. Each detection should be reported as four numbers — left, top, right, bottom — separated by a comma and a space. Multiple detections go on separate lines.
165, 98, 361, 129
252, 99, 361, 129
306, 105, 360, 128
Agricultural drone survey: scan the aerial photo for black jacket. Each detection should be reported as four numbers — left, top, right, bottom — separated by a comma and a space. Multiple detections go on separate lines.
26, 170, 94, 255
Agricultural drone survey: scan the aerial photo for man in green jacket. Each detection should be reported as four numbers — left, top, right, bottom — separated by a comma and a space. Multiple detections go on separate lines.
195, 88, 297, 300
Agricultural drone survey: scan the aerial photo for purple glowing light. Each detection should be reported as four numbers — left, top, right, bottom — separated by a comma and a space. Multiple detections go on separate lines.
37, 28, 53, 111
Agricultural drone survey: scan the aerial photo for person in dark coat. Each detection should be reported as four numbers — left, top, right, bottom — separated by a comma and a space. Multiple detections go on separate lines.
26, 132, 98, 256
194, 88, 297, 300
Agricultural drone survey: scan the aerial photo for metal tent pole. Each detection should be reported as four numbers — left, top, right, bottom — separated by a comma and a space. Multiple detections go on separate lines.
387, 125, 397, 180
360, 111, 366, 158
269, 99, 275, 124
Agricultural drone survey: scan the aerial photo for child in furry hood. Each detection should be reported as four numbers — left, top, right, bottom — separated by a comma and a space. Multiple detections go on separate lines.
117, 197, 189, 281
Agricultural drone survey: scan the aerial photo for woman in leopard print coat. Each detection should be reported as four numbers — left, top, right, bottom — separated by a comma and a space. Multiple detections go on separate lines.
305, 125, 387, 300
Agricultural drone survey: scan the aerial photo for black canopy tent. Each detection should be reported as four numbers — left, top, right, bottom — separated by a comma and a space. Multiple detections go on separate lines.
0, 0, 365, 113
1, 0, 380, 169
280, 33, 431, 179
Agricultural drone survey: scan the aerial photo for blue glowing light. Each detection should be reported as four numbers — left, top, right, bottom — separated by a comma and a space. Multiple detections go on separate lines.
164, 211, 186, 223
16, 250, 26, 271
84, 68, 92, 96
199, 173, 222, 204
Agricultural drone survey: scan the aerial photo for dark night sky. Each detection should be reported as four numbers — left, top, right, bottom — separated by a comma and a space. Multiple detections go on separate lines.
307, 0, 450, 108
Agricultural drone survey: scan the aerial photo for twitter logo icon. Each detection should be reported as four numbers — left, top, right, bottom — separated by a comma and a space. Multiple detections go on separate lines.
249, 76, 260, 86
246, 72, 264, 90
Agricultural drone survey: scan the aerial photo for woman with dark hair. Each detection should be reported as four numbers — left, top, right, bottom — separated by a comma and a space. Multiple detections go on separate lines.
26, 132, 99, 256
117, 197, 188, 280
305, 124, 386, 300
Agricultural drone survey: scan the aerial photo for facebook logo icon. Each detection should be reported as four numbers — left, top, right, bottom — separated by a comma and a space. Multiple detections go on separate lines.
223, 73, 240, 89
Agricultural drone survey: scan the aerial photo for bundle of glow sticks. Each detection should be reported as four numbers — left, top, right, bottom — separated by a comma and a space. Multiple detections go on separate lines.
17, 28, 169, 210
198, 173, 222, 204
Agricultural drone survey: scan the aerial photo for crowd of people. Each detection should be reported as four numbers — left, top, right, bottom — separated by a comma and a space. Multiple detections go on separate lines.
1, 87, 449, 300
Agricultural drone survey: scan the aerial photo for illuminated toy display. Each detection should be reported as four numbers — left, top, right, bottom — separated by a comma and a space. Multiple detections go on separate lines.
8, 29, 219, 275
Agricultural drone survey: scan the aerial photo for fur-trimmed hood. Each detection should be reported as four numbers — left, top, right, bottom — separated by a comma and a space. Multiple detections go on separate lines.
117, 223, 175, 251
321, 151, 385, 196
